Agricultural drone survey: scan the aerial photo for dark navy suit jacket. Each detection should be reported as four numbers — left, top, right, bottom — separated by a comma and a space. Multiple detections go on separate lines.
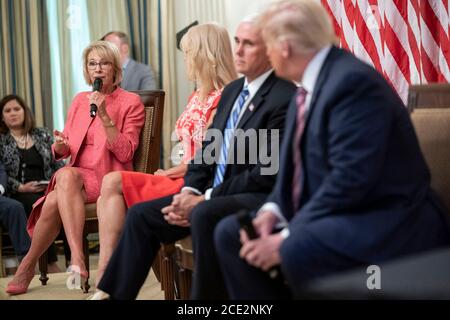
185, 72, 297, 198
269, 47, 449, 263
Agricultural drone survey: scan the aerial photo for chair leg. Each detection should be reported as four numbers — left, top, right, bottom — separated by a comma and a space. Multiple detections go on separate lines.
178, 268, 192, 300
160, 243, 175, 300
39, 252, 49, 285
152, 252, 162, 283
82, 236, 90, 293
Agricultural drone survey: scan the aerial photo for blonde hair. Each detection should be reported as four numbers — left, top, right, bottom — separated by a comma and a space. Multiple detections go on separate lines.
257, 0, 337, 55
82, 40, 123, 86
180, 22, 237, 101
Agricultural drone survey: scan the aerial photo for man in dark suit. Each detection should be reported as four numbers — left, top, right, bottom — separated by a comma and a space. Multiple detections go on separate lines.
215, 0, 450, 299
0, 161, 30, 260
102, 31, 157, 90
95, 18, 297, 300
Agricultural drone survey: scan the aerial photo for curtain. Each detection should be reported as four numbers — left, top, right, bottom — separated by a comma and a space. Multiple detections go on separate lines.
0, 0, 51, 128
157, 0, 178, 168
185, 0, 226, 25
85, 0, 128, 41
46, 0, 92, 130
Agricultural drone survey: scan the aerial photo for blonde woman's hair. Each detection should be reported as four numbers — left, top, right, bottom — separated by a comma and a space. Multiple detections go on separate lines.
180, 22, 237, 101
82, 40, 123, 87
257, 0, 337, 55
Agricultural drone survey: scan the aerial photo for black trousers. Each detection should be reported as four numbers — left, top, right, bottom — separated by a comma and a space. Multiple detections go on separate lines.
0, 196, 31, 258
98, 192, 267, 300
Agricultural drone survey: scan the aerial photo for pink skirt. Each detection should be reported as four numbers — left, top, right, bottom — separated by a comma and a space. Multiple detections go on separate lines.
27, 167, 101, 236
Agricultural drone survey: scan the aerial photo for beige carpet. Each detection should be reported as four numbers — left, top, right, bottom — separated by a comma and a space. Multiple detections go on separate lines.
0, 254, 164, 300
0, 269, 164, 300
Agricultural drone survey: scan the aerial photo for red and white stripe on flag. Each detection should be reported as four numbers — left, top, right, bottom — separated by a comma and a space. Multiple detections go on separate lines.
321, 0, 450, 104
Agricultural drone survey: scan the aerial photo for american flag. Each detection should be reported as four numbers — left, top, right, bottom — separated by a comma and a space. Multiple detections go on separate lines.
321, 0, 450, 103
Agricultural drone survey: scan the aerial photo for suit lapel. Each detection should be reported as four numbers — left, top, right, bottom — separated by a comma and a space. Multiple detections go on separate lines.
238, 72, 276, 129
215, 79, 244, 131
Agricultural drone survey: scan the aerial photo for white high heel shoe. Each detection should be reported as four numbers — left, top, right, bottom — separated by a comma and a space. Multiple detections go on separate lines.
87, 289, 110, 300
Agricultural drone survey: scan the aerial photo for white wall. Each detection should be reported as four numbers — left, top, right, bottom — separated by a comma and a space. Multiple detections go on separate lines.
222, 0, 273, 42
173, 0, 274, 114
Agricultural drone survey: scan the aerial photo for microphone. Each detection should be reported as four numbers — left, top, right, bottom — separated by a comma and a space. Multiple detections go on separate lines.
236, 210, 282, 280
90, 78, 103, 118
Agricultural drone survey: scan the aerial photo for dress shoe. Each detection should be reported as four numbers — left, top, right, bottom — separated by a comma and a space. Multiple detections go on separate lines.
6, 269, 35, 295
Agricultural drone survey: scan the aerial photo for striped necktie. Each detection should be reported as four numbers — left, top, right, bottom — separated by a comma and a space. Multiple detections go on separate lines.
213, 86, 250, 187
292, 87, 307, 212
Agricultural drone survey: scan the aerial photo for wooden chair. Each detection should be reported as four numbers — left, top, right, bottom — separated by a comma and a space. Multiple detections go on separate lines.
157, 237, 191, 300
408, 83, 450, 217
174, 236, 194, 299
38, 90, 165, 292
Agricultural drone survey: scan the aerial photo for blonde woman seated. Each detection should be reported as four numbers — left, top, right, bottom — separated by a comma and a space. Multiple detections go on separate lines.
6, 41, 145, 295
93, 23, 237, 291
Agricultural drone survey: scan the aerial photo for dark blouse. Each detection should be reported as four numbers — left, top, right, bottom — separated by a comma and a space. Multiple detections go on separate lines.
18, 145, 45, 183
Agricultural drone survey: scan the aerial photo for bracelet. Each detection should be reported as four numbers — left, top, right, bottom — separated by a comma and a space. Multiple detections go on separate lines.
103, 119, 115, 127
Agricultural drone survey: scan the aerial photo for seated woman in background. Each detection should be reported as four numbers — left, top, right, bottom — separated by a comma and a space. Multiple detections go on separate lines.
0, 94, 64, 273
92, 22, 237, 294
5, 40, 145, 295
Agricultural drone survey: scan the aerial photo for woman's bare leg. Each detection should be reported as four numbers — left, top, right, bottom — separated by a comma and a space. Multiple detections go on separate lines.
95, 172, 127, 287
10, 190, 62, 284
54, 168, 88, 275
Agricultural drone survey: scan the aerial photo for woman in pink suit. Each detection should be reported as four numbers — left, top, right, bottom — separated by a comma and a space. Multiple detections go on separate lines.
6, 41, 145, 295
90, 23, 237, 296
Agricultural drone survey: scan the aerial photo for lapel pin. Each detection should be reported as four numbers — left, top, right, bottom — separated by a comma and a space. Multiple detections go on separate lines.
249, 104, 254, 112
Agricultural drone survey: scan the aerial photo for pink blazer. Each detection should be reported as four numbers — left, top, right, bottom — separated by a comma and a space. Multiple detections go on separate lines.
27, 87, 145, 236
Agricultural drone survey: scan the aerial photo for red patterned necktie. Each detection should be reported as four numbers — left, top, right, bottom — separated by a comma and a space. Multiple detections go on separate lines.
292, 87, 307, 213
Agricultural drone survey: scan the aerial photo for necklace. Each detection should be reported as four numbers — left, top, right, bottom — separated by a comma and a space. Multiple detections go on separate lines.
10, 132, 29, 149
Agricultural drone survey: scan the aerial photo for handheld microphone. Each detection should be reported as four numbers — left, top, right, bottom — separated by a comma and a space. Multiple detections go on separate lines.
236, 210, 282, 280
90, 78, 103, 118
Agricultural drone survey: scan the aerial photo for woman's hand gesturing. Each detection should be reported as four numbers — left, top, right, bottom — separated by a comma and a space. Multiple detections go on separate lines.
53, 130, 69, 155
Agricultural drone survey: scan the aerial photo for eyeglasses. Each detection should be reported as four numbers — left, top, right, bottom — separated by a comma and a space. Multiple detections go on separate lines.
87, 61, 112, 70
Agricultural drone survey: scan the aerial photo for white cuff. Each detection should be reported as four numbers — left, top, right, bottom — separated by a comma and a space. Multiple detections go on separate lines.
257, 202, 288, 229
181, 186, 202, 196
280, 227, 290, 239
204, 188, 213, 200
0, 184, 4, 195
